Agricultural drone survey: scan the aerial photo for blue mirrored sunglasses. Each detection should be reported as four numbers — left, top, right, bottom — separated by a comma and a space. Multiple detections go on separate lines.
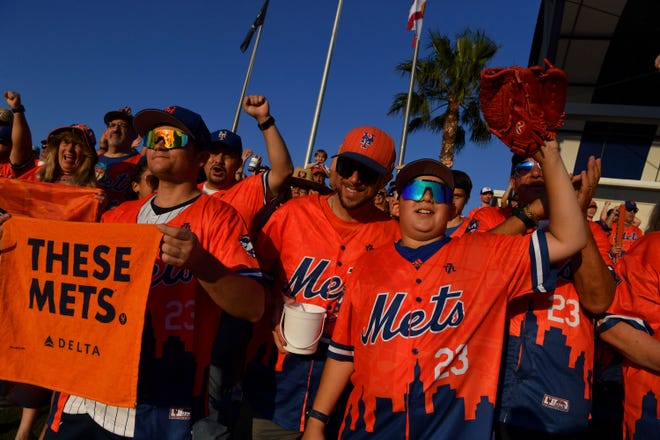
514, 160, 542, 176
143, 128, 189, 150
400, 179, 453, 204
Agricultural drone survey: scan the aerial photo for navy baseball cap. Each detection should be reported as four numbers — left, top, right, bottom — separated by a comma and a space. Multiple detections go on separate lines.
104, 106, 134, 125
0, 125, 11, 143
625, 200, 638, 212
134, 106, 211, 150
209, 129, 243, 155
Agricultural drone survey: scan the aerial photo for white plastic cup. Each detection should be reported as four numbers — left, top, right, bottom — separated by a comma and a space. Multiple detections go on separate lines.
279, 302, 327, 355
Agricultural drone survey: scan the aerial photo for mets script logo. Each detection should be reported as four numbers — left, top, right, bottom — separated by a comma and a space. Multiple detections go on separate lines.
44, 335, 101, 356
151, 262, 193, 287
515, 120, 526, 135
360, 132, 375, 149
361, 286, 464, 345
285, 257, 344, 301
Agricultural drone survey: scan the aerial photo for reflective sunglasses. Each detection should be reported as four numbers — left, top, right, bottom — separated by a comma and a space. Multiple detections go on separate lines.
514, 160, 542, 176
143, 128, 189, 150
401, 179, 453, 204
336, 157, 380, 185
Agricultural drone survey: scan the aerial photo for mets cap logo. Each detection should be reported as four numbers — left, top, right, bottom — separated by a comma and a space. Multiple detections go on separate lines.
165, 106, 177, 114
360, 132, 375, 149
217, 130, 227, 141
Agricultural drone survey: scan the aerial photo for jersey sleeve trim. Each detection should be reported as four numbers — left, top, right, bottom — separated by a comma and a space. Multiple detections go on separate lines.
237, 268, 266, 281
597, 314, 653, 335
328, 341, 354, 362
530, 229, 555, 293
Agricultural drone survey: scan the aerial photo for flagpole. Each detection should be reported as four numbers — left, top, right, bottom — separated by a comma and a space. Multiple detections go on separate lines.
398, 21, 423, 167
304, 0, 344, 166
232, 24, 263, 133
233, 0, 270, 133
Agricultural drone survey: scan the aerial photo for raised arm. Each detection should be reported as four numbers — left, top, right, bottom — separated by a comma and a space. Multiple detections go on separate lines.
571, 156, 615, 314
536, 140, 587, 262
243, 95, 294, 196
5, 91, 33, 167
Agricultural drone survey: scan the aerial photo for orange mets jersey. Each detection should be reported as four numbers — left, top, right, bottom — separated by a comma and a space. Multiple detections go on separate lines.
102, 194, 263, 413
609, 221, 643, 256
597, 232, 660, 439
328, 231, 554, 439
95, 152, 142, 207
204, 173, 269, 229
245, 193, 400, 432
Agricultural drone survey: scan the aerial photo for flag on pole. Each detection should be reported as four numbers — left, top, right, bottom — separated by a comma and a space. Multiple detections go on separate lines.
407, 0, 426, 45
240, 0, 270, 53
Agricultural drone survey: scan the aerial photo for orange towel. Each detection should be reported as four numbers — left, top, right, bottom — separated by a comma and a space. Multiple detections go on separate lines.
0, 216, 162, 407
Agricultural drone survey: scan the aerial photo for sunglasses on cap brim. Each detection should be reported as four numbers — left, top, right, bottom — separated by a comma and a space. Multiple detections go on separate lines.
335, 157, 381, 185
400, 179, 453, 204
143, 128, 189, 150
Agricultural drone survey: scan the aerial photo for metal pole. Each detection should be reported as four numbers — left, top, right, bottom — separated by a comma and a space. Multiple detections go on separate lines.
304, 0, 344, 166
398, 25, 422, 167
232, 25, 264, 133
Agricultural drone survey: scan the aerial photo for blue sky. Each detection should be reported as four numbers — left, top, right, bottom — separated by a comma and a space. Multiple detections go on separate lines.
2, 0, 540, 212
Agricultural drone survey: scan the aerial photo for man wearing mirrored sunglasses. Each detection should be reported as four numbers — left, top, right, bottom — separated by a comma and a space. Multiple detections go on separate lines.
304, 142, 591, 439
0, 91, 35, 179
243, 126, 400, 439
44, 105, 266, 440
464, 148, 615, 439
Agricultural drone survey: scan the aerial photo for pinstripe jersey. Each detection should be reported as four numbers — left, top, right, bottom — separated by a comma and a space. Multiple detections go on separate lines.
597, 232, 660, 440
244, 193, 400, 432
54, 193, 263, 437
328, 231, 553, 439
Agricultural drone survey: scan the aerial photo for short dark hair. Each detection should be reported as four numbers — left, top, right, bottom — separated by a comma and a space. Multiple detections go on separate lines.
510, 154, 526, 176
451, 169, 472, 198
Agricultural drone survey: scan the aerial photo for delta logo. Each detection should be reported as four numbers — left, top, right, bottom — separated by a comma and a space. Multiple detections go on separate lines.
44, 335, 101, 357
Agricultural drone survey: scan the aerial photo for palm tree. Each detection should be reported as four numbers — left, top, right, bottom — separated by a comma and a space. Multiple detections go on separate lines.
389, 28, 499, 168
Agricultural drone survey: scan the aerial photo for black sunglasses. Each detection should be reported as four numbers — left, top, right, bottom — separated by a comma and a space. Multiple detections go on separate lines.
336, 157, 380, 185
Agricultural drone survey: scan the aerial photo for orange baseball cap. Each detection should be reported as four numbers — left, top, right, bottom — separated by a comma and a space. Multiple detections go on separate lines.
334, 126, 396, 175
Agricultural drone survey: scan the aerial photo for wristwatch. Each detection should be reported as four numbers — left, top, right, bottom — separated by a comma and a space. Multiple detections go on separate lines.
11, 105, 25, 114
305, 408, 330, 424
257, 116, 275, 131
511, 204, 537, 229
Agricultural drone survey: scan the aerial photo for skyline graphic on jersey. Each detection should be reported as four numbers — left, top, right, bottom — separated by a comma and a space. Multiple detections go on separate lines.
342, 360, 495, 439
498, 301, 592, 432
629, 391, 660, 439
